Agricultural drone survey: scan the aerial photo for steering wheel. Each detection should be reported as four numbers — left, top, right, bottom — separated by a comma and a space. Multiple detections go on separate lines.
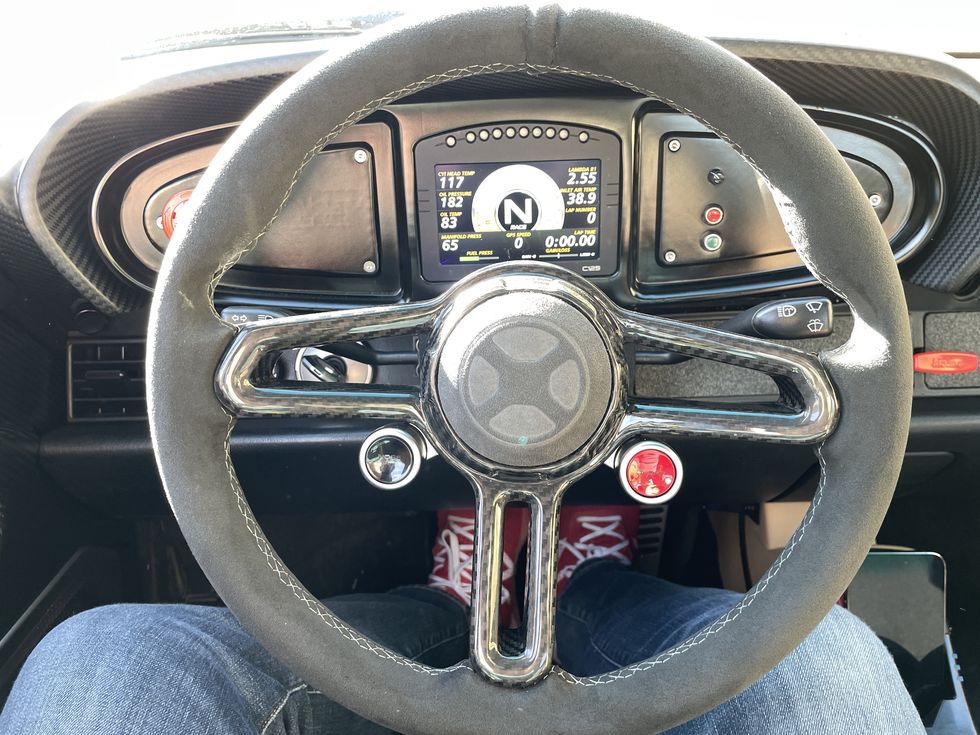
147, 6, 912, 734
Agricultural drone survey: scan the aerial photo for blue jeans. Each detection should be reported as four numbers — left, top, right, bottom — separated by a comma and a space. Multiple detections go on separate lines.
0, 561, 923, 734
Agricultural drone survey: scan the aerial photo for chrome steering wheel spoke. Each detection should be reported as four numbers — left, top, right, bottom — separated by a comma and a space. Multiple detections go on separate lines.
470, 477, 565, 687
615, 308, 839, 444
215, 300, 441, 422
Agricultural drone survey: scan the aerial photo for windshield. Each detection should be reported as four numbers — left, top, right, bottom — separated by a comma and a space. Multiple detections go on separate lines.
120, 2, 980, 56
1, 0, 976, 173
7, 1, 980, 57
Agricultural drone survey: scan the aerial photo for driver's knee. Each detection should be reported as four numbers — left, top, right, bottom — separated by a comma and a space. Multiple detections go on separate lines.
15, 604, 188, 686
20, 603, 231, 678
786, 604, 907, 692
0, 604, 267, 734
687, 605, 924, 734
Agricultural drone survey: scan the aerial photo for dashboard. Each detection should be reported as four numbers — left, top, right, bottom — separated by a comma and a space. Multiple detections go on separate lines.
6, 38, 980, 513
87, 96, 942, 307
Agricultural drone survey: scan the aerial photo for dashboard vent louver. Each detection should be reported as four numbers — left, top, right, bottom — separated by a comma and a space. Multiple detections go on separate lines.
68, 340, 146, 421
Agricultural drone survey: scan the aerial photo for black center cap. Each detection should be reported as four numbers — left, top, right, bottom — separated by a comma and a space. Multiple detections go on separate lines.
436, 292, 613, 468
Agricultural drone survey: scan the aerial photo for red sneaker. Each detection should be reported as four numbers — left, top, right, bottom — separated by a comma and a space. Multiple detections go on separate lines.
556, 506, 640, 597
427, 507, 530, 626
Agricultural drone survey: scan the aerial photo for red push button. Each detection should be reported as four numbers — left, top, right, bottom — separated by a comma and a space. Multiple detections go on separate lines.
913, 351, 978, 374
161, 189, 195, 239
617, 442, 684, 505
703, 205, 725, 225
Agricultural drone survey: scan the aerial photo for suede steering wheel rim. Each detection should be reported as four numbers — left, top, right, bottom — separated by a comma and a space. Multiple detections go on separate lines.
147, 6, 912, 734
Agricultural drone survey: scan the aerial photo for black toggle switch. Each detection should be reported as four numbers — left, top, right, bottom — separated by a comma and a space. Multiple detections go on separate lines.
635, 297, 834, 365
219, 305, 289, 326
745, 297, 833, 339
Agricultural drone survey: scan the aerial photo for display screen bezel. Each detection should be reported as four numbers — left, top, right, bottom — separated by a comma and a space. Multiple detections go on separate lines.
415, 124, 621, 282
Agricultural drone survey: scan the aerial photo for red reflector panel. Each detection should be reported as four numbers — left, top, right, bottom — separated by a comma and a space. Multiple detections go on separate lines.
161, 189, 195, 239
625, 449, 677, 498
913, 351, 979, 374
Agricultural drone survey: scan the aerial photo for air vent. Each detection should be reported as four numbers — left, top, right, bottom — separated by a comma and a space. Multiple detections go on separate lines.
68, 340, 146, 421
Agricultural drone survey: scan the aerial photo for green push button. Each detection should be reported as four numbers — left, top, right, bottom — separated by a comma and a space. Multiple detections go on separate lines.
701, 232, 724, 252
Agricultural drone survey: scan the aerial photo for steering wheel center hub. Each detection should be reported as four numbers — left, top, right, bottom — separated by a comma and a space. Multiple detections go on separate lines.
436, 290, 612, 468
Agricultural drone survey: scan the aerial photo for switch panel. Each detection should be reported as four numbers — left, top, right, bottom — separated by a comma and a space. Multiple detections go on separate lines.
633, 111, 936, 296
657, 135, 892, 267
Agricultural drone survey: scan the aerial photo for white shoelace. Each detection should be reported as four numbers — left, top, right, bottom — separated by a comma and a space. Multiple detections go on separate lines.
556, 515, 631, 583
429, 514, 515, 605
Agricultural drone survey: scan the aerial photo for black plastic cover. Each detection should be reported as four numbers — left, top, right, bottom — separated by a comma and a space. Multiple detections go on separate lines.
657, 135, 892, 267
847, 551, 951, 722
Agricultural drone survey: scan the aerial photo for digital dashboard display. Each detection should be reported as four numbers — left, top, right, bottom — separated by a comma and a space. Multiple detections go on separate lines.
434, 160, 601, 266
